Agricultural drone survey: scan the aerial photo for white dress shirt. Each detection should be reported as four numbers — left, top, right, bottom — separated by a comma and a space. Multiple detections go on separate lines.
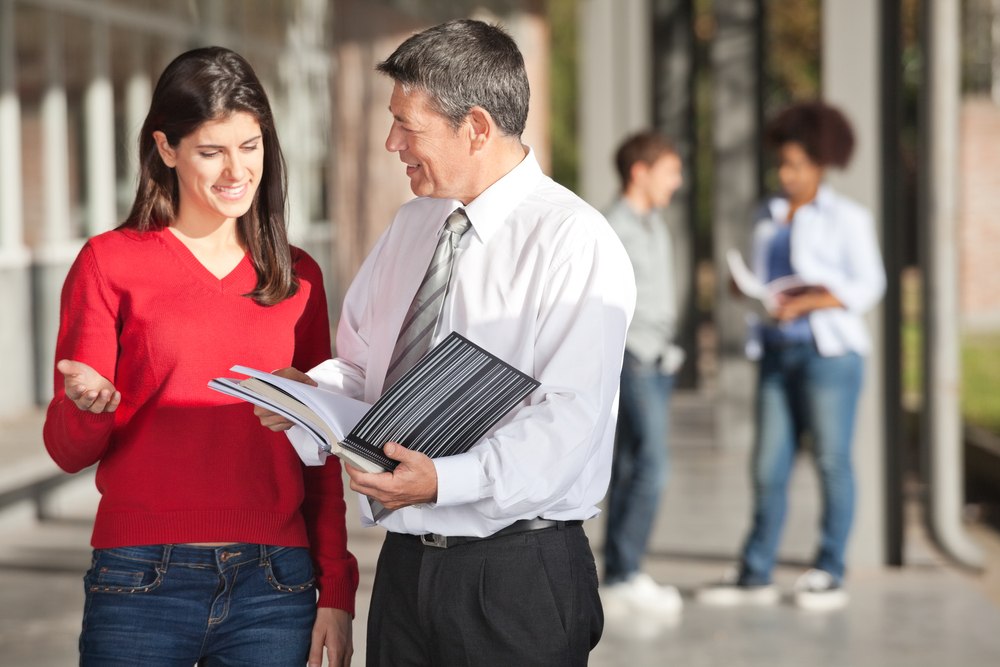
749, 185, 886, 358
296, 149, 636, 537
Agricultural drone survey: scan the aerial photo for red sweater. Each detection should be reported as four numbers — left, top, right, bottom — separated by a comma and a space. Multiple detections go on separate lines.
43, 227, 358, 613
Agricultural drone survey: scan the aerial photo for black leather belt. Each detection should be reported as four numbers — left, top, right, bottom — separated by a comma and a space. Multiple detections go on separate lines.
417, 518, 583, 549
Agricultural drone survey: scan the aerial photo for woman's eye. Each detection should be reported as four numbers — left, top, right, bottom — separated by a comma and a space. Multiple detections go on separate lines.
241, 144, 259, 153
199, 151, 220, 158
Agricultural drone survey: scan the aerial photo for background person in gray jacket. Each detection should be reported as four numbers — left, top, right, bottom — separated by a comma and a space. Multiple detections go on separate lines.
600, 131, 685, 619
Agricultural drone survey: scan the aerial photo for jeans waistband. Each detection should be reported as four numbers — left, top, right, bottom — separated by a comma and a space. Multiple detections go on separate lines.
402, 518, 583, 549
96, 543, 281, 570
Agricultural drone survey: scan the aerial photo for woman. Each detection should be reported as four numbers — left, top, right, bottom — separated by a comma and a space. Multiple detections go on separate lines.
697, 101, 885, 611
43, 47, 357, 665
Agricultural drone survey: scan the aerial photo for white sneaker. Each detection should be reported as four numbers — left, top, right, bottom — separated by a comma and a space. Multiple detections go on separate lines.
793, 569, 848, 611
694, 569, 780, 607
601, 572, 683, 618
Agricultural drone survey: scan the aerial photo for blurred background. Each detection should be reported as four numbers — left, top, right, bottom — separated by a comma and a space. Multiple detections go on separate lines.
1, 0, 999, 663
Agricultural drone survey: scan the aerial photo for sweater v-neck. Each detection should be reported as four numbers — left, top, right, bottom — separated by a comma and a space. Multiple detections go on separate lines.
158, 226, 255, 294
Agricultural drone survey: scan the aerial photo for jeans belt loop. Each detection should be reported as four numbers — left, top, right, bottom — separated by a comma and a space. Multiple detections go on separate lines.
258, 544, 269, 566
160, 544, 173, 572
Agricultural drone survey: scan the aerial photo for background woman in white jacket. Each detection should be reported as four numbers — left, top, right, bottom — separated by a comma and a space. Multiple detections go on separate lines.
698, 101, 886, 611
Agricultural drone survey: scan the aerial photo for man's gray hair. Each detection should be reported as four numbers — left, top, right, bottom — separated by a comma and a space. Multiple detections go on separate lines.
376, 19, 529, 138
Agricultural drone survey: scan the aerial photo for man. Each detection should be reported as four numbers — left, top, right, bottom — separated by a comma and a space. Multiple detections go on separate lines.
600, 132, 685, 619
257, 19, 635, 666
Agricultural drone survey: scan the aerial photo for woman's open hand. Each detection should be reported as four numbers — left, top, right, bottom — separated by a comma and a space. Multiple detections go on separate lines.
57, 359, 120, 413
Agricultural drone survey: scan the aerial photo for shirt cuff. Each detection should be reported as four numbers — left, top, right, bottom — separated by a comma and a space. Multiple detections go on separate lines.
432, 453, 483, 506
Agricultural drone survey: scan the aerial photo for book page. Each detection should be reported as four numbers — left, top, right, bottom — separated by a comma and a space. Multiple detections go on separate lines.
210, 368, 377, 470
229, 366, 371, 442
208, 377, 330, 465
726, 248, 768, 301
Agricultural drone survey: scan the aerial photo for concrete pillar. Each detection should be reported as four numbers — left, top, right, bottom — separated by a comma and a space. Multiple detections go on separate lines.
41, 16, 72, 246
0, 0, 35, 417
578, 0, 652, 209
922, 0, 983, 568
711, 0, 760, 450
35, 15, 82, 403
276, 0, 334, 296
651, 0, 697, 388
85, 20, 117, 233
822, 0, 886, 568
124, 37, 152, 201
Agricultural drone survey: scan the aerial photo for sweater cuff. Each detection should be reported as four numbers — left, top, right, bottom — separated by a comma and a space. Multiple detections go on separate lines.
316, 574, 356, 616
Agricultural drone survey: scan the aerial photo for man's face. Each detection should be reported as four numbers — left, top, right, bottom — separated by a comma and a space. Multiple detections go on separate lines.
385, 82, 473, 202
643, 152, 682, 209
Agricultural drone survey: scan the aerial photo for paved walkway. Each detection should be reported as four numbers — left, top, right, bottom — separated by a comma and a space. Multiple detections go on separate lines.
1, 393, 999, 666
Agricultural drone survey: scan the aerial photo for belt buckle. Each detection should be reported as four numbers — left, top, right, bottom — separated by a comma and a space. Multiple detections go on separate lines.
420, 533, 449, 548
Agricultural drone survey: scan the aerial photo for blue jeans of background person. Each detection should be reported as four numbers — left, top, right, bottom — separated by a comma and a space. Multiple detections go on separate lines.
739, 343, 863, 586
80, 543, 316, 666
604, 350, 674, 584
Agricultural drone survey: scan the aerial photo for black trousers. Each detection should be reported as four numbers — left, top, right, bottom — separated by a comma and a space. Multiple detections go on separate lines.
366, 523, 603, 667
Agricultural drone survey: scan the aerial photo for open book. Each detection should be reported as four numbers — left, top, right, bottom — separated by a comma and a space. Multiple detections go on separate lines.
725, 249, 823, 318
209, 368, 374, 469
209, 332, 540, 473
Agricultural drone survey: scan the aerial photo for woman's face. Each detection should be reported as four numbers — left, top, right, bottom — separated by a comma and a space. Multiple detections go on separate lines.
777, 141, 823, 206
154, 111, 264, 226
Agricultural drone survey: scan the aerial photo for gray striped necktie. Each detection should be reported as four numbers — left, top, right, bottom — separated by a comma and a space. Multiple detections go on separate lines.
384, 208, 471, 388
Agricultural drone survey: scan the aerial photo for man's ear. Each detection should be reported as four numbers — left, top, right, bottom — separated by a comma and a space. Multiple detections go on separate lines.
628, 161, 649, 187
153, 131, 177, 168
466, 106, 492, 152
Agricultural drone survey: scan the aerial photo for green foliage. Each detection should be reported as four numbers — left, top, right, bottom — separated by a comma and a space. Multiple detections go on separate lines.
901, 272, 1000, 435
547, 0, 579, 193
962, 335, 1000, 434
764, 0, 820, 114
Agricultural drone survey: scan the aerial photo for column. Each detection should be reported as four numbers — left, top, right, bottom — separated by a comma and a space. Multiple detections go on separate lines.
0, 0, 35, 416
35, 14, 82, 403
85, 19, 117, 233
651, 0, 698, 388
823, 0, 886, 568
711, 0, 761, 450
124, 36, 151, 196
41, 15, 72, 246
921, 0, 984, 568
578, 0, 652, 209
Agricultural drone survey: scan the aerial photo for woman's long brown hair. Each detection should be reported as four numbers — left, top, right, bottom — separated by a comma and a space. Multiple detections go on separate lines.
122, 46, 297, 306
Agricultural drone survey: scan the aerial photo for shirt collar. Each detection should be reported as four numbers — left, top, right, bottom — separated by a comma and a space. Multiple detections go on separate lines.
768, 183, 834, 223
461, 147, 544, 244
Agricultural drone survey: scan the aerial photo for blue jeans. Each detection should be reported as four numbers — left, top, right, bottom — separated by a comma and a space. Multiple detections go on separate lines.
604, 351, 674, 584
80, 544, 316, 666
739, 343, 863, 585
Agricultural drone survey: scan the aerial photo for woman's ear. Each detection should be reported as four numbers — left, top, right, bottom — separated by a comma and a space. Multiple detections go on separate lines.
153, 131, 177, 168
466, 106, 492, 151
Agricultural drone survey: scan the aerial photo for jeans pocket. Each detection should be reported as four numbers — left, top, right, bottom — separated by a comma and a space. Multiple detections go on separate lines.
86, 548, 164, 594
263, 547, 315, 593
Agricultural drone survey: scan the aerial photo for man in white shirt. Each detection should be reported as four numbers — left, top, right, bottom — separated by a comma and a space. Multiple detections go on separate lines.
256, 19, 635, 667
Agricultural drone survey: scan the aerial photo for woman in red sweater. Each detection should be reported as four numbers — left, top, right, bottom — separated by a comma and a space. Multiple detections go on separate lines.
43, 47, 357, 666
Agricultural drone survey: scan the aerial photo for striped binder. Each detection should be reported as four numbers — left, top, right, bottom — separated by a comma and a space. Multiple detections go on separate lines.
342, 332, 540, 471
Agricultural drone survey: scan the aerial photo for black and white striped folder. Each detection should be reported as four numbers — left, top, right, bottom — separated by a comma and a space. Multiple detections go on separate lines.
342, 332, 540, 471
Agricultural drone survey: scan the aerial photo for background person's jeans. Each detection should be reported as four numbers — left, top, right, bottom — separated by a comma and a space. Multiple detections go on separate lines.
80, 543, 316, 666
603, 350, 674, 584
739, 343, 863, 585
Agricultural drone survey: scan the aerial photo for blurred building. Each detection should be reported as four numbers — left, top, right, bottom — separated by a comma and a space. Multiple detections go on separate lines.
0, 0, 549, 418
